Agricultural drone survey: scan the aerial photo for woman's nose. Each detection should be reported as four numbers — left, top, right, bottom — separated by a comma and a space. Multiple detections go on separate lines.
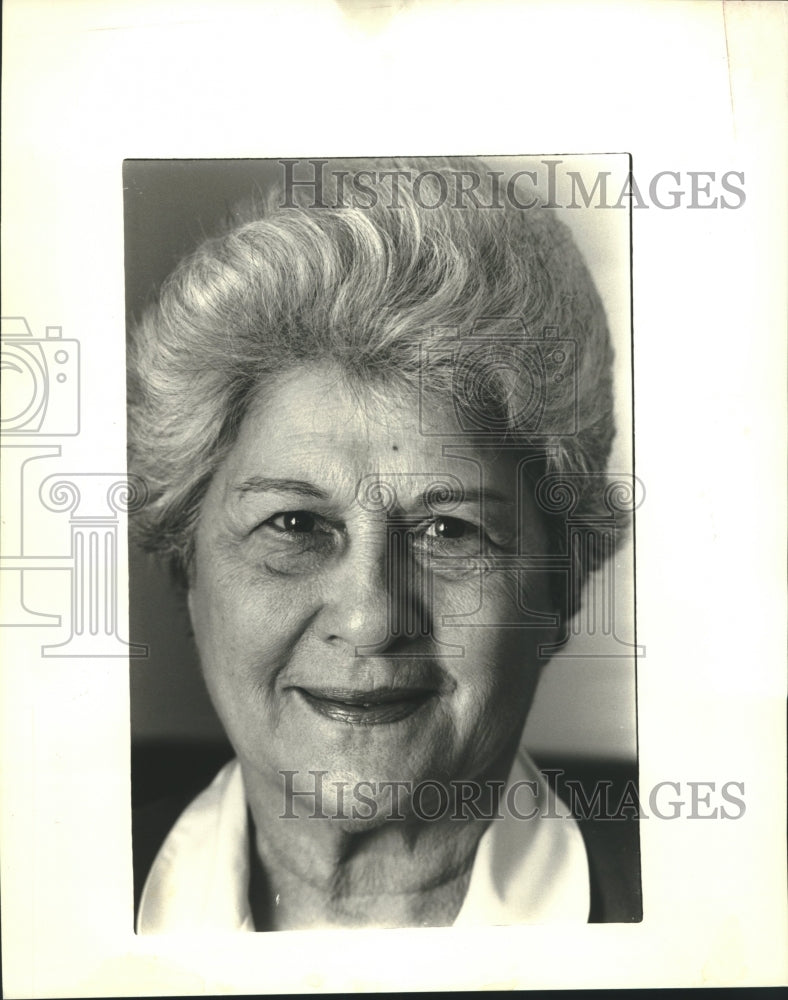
315, 525, 430, 652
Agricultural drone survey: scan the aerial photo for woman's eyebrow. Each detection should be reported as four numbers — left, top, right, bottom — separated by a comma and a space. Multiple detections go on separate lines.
418, 486, 514, 508
233, 476, 330, 501
232, 478, 514, 509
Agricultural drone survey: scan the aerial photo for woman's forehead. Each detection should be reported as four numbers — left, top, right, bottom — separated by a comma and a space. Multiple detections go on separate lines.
217, 366, 523, 506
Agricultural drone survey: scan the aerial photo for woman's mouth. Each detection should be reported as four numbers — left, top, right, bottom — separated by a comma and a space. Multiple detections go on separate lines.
295, 686, 438, 725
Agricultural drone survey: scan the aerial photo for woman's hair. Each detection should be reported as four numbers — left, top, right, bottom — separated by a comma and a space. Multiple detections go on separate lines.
127, 157, 623, 607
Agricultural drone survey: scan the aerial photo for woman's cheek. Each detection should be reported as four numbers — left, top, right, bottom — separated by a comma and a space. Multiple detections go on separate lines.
431, 567, 521, 628
234, 574, 318, 645
192, 554, 317, 671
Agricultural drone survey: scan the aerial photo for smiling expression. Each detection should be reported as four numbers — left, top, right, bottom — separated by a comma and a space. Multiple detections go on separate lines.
188, 365, 557, 819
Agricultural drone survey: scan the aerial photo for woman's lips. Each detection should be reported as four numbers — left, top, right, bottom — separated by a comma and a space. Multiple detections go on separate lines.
295, 686, 438, 725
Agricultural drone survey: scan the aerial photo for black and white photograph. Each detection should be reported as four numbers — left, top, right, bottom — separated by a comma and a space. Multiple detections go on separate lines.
1, 1, 785, 995
125, 155, 641, 933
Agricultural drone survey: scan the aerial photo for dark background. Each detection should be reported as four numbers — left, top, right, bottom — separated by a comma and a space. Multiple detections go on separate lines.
124, 161, 283, 751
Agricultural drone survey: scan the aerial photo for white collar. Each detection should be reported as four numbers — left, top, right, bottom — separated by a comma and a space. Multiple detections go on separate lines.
138, 750, 590, 933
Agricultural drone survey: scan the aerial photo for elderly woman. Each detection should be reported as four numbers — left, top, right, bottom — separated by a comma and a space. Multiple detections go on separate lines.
128, 157, 636, 932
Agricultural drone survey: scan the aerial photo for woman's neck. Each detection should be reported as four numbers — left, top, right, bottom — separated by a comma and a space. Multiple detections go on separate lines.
241, 765, 499, 931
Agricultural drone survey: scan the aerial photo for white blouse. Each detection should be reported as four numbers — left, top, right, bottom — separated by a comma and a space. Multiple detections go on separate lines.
138, 748, 590, 933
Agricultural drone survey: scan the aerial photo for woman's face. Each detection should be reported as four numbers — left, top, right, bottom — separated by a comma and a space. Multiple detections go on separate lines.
188, 366, 557, 821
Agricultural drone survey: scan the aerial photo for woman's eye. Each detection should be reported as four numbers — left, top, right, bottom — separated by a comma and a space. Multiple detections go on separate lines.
269, 511, 318, 533
425, 517, 469, 540
255, 510, 338, 574
420, 517, 483, 553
